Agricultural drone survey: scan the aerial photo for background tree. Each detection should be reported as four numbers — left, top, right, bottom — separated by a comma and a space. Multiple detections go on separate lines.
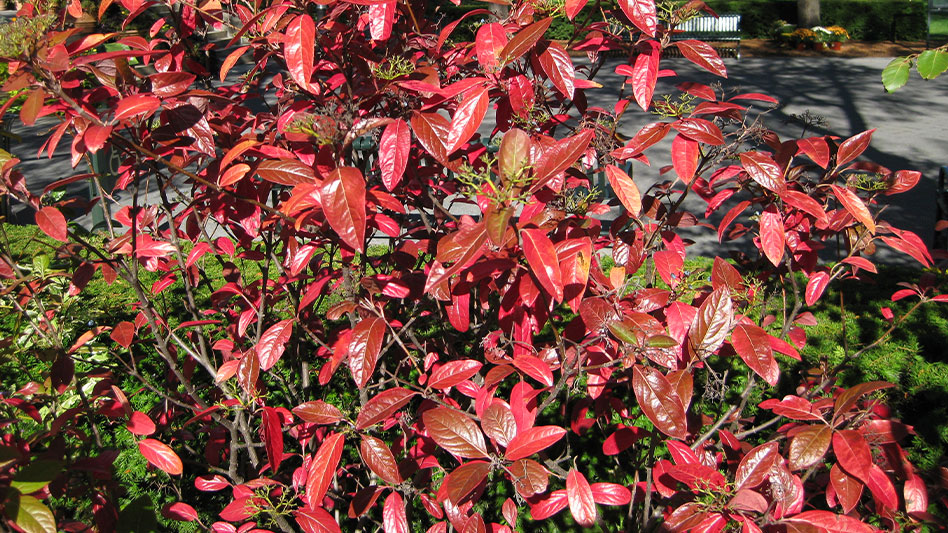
798, 0, 820, 26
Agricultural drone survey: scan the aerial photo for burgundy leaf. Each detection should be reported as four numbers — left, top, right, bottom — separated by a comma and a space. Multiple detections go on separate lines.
306, 432, 345, 507
447, 86, 488, 153
606, 164, 641, 217
785, 510, 875, 533
731, 323, 779, 386
836, 129, 875, 167
865, 464, 898, 510
296, 507, 341, 533
759, 205, 785, 266
262, 406, 284, 473
482, 400, 518, 447
368, 1, 394, 41
348, 316, 386, 388
127, 410, 156, 436
256, 159, 316, 186
382, 492, 409, 533
831, 184, 875, 234
149, 72, 195, 97
476, 22, 507, 71
529, 490, 567, 520
510, 458, 549, 498
631, 41, 659, 111
322, 167, 367, 252
834, 381, 894, 418
423, 407, 489, 459
115, 94, 161, 121
355, 388, 417, 429
788, 425, 832, 470
429, 359, 483, 390
673, 118, 724, 145
444, 461, 490, 504
671, 134, 699, 184
512, 355, 554, 388
740, 151, 785, 193
531, 130, 595, 192
589, 483, 632, 505
805, 271, 830, 306
676, 39, 727, 77
500, 18, 553, 64
538, 41, 575, 99
735, 442, 779, 489
361, 435, 403, 485
632, 365, 687, 439
36, 207, 68, 242
832, 429, 873, 483
830, 464, 864, 514
162, 502, 198, 522
293, 400, 343, 425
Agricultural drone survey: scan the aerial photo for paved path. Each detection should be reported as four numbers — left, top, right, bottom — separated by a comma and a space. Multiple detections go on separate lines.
4, 54, 948, 259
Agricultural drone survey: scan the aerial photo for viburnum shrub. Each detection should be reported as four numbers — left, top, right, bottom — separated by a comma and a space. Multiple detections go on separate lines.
0, 0, 944, 531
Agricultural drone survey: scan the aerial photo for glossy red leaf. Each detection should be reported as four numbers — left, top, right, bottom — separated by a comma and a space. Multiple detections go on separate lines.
836, 129, 875, 167
447, 86, 488, 153
805, 271, 830, 306
606, 164, 641, 217
411, 111, 451, 167
195, 475, 229, 491
671, 134, 699, 184
368, 1, 395, 40
904, 473, 928, 514
36, 207, 68, 242
788, 425, 832, 470
162, 502, 198, 522
538, 41, 575, 99
127, 410, 156, 436
293, 401, 343, 425
833, 430, 872, 483
886, 169, 921, 196
380, 492, 409, 533
361, 435, 402, 485
632, 365, 687, 439
285, 14, 315, 92
322, 167, 367, 252
482, 401, 517, 447
676, 39, 727, 77
740, 151, 785, 193
262, 406, 284, 473
429, 359, 483, 390
510, 459, 549, 498
500, 18, 553, 64
444, 461, 490, 503
256, 159, 316, 186
20, 88, 44, 126
783, 190, 828, 225
423, 407, 489, 459
502, 498, 517, 527
355, 388, 417, 429
529, 490, 567, 520
115, 94, 161, 121
475, 22, 507, 71
149, 72, 195, 97
531, 130, 595, 192
673, 118, 724, 145
830, 184, 875, 234
687, 287, 733, 359
830, 464, 863, 513
306, 432, 345, 506
220, 164, 250, 187
865, 464, 898, 509
731, 324, 779, 386
630, 41, 659, 111
521, 228, 564, 302
759, 205, 785, 266
296, 507, 342, 533
512, 355, 554, 388
759, 396, 822, 421
505, 426, 566, 461
379, 119, 410, 191
797, 137, 830, 168
735, 442, 779, 489
619, 0, 657, 36
589, 483, 632, 505
566, 469, 597, 527
785, 510, 875, 533
138, 438, 183, 475
834, 381, 894, 418
256, 319, 293, 371
348, 316, 386, 388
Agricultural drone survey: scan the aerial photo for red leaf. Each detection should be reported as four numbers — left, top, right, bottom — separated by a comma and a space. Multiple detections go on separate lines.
671, 134, 699, 184
162, 502, 198, 522
834, 381, 894, 418
382, 492, 409, 533
735, 442, 779, 490
687, 287, 733, 358
482, 400, 517, 447
444, 461, 490, 503
257, 159, 316, 186
589, 483, 632, 505
512, 355, 554, 388
505, 426, 566, 461
284, 14, 315, 92
355, 388, 417, 429
740, 151, 785, 193
566, 469, 597, 527
830, 184, 875, 234
115, 95, 161, 121
296, 507, 342, 533
785, 510, 875, 533
904, 473, 928, 514
783, 190, 828, 225
149, 72, 195, 98
368, 1, 394, 41
538, 41, 575, 99
788, 425, 832, 470
447, 86, 488, 153
521, 228, 564, 302
630, 41, 659, 111
293, 401, 343, 425
256, 319, 293, 371
836, 129, 875, 167
759, 396, 822, 421
423, 407, 489, 459
361, 435, 403, 485
833, 430, 873, 483
20, 88, 44, 126
138, 438, 183, 475
531, 130, 595, 192
500, 18, 553, 64
262, 406, 284, 473
510, 458, 549, 498
797, 137, 830, 168
195, 475, 229, 491
731, 324, 779, 386
605, 164, 641, 217
529, 490, 567, 520
322, 167, 367, 252
306, 432, 345, 506
676, 39, 727, 77
127, 411, 156, 436
632, 365, 687, 439
476, 22, 508, 71
619, 0, 657, 36
220, 46, 250, 82
36, 207, 68, 242
759, 205, 785, 266
885, 169, 921, 196
348, 316, 386, 388
805, 271, 830, 306
865, 464, 898, 510
429, 359, 483, 390
673, 118, 724, 145
830, 464, 863, 514
411, 111, 451, 168
220, 164, 251, 187
379, 119, 410, 191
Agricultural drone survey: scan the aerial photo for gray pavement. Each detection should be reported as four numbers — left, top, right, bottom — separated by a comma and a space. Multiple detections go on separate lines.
4, 54, 948, 261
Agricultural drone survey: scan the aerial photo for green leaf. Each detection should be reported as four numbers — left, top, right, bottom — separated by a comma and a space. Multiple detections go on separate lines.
11, 460, 62, 494
8, 494, 57, 533
916, 50, 948, 80
882, 57, 912, 92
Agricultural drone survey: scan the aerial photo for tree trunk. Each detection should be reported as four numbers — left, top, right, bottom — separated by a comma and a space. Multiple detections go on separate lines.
798, 0, 820, 27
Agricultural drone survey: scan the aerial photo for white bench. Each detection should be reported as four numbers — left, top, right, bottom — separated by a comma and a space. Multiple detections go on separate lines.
670, 14, 742, 59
